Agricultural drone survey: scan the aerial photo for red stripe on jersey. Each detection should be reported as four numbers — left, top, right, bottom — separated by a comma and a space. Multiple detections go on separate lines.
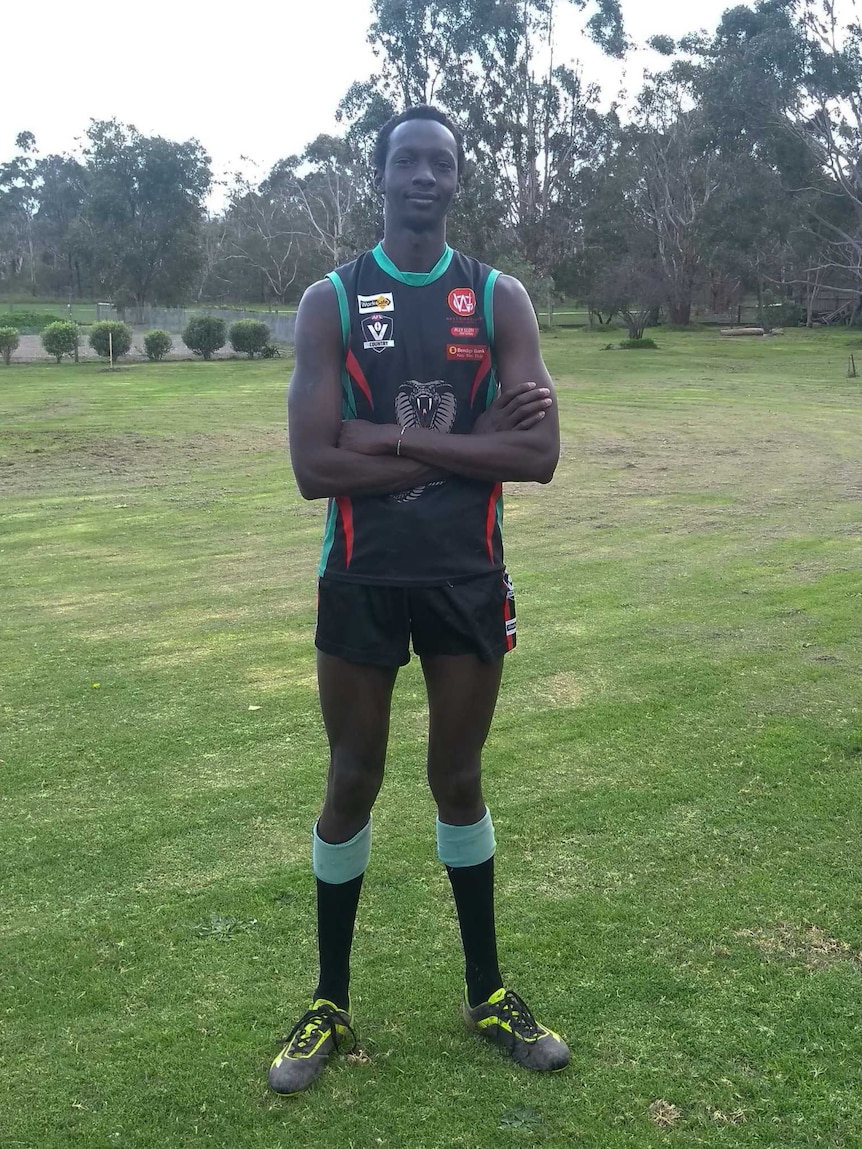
485, 482, 502, 560
469, 348, 492, 406
336, 496, 354, 568
346, 349, 374, 409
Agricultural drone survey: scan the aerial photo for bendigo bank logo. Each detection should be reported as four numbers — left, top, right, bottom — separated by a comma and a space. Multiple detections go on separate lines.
448, 288, 476, 317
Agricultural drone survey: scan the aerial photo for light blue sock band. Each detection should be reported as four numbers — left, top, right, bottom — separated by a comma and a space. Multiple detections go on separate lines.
436, 807, 496, 867
312, 818, 371, 884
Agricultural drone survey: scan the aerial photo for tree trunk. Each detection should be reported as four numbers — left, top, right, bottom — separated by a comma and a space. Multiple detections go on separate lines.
667, 301, 691, 325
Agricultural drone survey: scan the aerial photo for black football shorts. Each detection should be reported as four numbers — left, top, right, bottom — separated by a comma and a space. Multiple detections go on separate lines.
315, 570, 517, 668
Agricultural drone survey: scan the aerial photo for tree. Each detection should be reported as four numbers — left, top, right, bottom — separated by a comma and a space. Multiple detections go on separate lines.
0, 327, 19, 365
619, 77, 726, 325
41, 321, 79, 363
34, 154, 88, 297
183, 315, 225, 360
657, 1, 862, 297
0, 132, 39, 294
222, 175, 304, 304
278, 134, 363, 267
77, 120, 211, 312
143, 330, 172, 361
229, 318, 270, 357
590, 246, 668, 339
340, 0, 625, 287
89, 320, 132, 359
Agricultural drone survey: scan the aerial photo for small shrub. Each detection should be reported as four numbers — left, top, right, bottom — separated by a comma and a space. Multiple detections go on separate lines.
90, 320, 133, 359
229, 318, 270, 358
764, 299, 804, 327
144, 329, 173, 361
183, 315, 226, 360
41, 321, 80, 363
0, 310, 60, 333
0, 326, 19, 365
260, 342, 281, 359
620, 337, 658, 350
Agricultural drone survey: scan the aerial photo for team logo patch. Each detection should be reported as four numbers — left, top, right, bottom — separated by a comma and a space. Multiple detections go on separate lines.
450, 325, 480, 338
447, 343, 487, 361
362, 313, 395, 353
358, 292, 394, 314
448, 287, 476, 316
391, 380, 457, 503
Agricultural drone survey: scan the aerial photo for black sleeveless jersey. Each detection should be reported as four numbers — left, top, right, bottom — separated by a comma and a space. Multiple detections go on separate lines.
318, 244, 504, 586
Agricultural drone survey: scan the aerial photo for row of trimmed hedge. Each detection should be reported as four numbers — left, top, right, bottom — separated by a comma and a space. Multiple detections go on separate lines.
0, 317, 279, 364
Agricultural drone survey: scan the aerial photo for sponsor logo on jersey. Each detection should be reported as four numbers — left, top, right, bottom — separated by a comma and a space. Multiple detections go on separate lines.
358, 292, 394, 314
362, 313, 395, 352
448, 287, 476, 316
506, 617, 517, 637
446, 343, 487, 361
450, 325, 480, 338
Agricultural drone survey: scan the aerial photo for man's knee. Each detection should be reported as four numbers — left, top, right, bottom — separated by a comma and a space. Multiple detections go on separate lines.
325, 751, 385, 819
428, 756, 483, 818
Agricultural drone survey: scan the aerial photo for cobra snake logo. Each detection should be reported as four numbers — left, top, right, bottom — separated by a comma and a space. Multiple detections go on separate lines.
391, 380, 456, 502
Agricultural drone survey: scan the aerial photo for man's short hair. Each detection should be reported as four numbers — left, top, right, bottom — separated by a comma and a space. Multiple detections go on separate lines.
373, 105, 466, 177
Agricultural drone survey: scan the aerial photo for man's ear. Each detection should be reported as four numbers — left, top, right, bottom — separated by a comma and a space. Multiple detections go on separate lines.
373, 167, 384, 196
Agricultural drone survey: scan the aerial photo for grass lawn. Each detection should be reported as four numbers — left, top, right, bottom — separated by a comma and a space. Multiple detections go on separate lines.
2, 328, 861, 1148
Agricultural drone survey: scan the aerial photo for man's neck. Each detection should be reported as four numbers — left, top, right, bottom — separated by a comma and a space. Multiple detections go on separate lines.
380, 226, 448, 274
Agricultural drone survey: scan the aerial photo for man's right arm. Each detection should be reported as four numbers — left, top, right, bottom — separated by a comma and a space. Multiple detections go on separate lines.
287, 280, 448, 500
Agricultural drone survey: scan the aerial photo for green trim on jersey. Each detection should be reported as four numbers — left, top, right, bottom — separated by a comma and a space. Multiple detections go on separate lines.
372, 243, 453, 287
324, 273, 357, 419
318, 501, 338, 577
484, 269, 501, 409
341, 367, 357, 419
484, 268, 501, 345
326, 271, 350, 347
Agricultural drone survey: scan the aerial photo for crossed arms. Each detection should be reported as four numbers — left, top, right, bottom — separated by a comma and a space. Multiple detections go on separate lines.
287, 274, 560, 500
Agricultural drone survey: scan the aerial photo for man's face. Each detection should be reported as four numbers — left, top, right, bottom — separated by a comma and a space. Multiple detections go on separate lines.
376, 119, 460, 231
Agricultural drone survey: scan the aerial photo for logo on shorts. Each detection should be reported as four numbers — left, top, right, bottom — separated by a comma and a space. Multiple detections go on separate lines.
358, 292, 394, 313
361, 313, 395, 352
448, 288, 476, 316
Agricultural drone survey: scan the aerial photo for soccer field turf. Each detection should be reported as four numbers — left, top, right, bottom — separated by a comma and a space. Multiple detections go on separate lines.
2, 329, 861, 1147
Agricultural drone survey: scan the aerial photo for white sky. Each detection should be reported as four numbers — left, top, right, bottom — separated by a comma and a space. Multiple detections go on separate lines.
0, 0, 817, 192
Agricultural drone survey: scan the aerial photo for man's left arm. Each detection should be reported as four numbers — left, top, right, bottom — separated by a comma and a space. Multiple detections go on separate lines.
339, 275, 560, 484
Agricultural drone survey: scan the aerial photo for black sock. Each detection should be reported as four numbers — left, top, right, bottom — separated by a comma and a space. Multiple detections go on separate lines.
313, 873, 363, 1011
446, 856, 503, 1008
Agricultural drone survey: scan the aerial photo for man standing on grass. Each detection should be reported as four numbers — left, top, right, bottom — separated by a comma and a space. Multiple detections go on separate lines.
271, 105, 565, 1096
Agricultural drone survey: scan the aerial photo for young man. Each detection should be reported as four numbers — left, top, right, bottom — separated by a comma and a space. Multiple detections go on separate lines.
271, 105, 565, 1096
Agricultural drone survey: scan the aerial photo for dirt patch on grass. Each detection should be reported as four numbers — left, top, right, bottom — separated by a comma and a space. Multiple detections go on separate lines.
649, 1099, 682, 1128
1, 429, 285, 496
738, 923, 862, 970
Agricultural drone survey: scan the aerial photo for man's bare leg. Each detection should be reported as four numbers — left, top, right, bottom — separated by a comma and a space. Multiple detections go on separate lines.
422, 653, 504, 1006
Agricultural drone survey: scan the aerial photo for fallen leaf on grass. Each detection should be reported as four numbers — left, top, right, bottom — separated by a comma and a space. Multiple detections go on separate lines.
248, 705, 262, 711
